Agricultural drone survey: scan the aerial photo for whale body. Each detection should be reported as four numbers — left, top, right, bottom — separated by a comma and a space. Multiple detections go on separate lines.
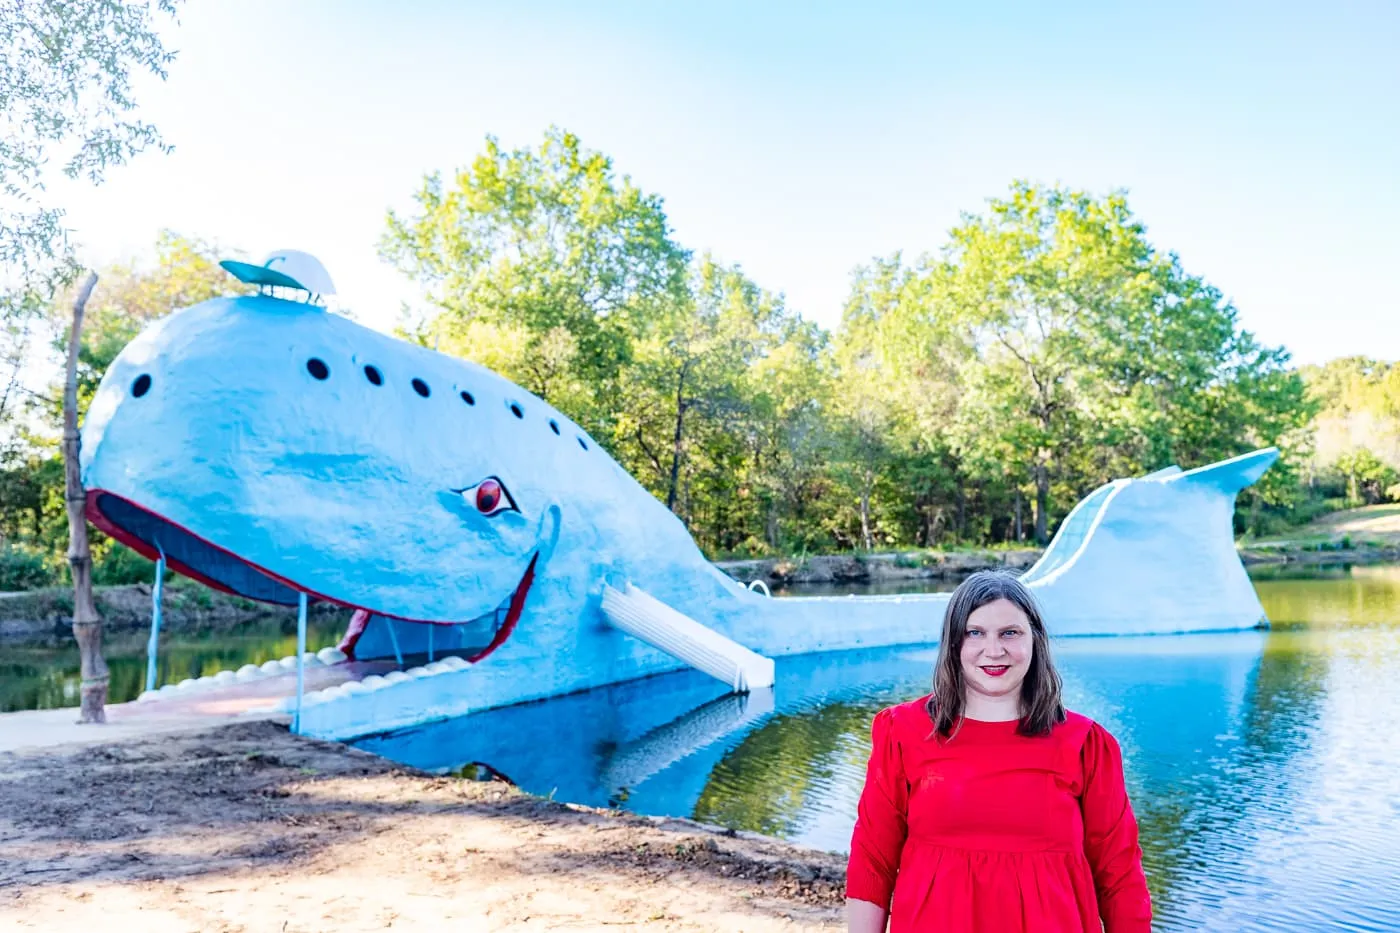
81, 294, 1278, 740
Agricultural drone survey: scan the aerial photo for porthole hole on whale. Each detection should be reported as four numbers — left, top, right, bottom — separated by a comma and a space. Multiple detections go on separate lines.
549, 419, 560, 435
131, 374, 152, 398
577, 436, 589, 451
306, 358, 329, 380
412, 378, 430, 398
364, 364, 383, 386
459, 389, 475, 405
508, 401, 524, 419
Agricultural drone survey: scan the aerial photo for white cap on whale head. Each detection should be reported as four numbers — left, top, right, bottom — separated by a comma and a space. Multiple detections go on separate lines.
220, 250, 336, 297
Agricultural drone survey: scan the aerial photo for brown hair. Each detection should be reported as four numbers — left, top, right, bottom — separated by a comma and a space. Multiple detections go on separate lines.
926, 570, 1066, 739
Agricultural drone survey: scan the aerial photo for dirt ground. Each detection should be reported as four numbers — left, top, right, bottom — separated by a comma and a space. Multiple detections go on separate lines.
0, 721, 846, 932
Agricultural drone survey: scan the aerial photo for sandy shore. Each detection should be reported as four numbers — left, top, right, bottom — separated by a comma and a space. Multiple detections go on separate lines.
0, 721, 845, 932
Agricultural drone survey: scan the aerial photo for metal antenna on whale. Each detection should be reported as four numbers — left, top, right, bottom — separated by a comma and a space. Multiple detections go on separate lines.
221, 250, 337, 305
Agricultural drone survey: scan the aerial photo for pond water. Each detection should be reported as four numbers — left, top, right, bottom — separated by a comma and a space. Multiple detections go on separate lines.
4, 564, 1399, 928
353, 563, 1400, 933
0, 617, 344, 713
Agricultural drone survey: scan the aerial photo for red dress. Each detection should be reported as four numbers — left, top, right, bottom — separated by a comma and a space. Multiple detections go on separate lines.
846, 698, 1152, 932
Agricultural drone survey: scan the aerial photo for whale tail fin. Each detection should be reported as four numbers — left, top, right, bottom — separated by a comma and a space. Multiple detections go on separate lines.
1023, 448, 1278, 635
1172, 447, 1280, 494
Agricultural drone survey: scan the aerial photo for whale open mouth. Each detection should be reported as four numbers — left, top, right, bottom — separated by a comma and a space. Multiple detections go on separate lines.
85, 489, 536, 665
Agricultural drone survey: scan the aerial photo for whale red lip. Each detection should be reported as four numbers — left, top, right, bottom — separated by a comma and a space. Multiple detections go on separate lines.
85, 488, 536, 664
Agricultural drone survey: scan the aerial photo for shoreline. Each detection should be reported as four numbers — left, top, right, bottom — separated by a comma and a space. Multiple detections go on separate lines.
0, 721, 845, 931
716, 548, 1042, 587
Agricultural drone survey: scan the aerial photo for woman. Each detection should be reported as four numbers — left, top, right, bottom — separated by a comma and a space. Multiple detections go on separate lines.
846, 571, 1152, 933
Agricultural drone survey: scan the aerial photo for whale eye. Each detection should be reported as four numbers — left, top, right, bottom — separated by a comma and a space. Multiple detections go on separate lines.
458, 477, 518, 517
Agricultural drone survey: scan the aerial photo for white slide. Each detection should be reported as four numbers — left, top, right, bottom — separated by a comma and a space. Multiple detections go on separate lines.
601, 583, 776, 691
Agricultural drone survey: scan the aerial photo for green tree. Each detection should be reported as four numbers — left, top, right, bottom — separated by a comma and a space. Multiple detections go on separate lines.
0, 233, 247, 582
832, 256, 969, 547
381, 128, 690, 437
930, 182, 1308, 543
1301, 357, 1400, 481
1, 0, 180, 422
615, 257, 792, 515
1333, 448, 1398, 505
36, 232, 253, 424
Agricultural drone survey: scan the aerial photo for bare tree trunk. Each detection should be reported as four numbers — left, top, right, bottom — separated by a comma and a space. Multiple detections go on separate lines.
859, 475, 874, 551
955, 485, 966, 540
1033, 462, 1050, 547
665, 368, 689, 513
666, 406, 685, 511
62, 271, 107, 724
1014, 488, 1023, 542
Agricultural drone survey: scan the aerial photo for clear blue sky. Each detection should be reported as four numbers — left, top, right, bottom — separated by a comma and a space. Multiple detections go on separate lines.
54, 0, 1399, 365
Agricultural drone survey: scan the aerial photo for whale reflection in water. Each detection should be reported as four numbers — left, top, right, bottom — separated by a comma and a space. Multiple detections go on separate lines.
355, 633, 1268, 842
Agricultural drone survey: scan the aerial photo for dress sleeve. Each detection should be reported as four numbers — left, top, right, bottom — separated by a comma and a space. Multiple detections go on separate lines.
1081, 722, 1153, 933
845, 706, 909, 908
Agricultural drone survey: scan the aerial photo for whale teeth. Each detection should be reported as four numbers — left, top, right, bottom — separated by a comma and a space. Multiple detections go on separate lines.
294, 653, 479, 723
136, 647, 355, 702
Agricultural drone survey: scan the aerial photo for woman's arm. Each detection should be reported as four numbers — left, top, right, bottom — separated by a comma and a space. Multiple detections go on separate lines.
1081, 722, 1153, 933
846, 896, 889, 933
845, 707, 908, 932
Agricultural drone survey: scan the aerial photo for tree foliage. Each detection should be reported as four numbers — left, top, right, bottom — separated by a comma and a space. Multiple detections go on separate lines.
384, 137, 1314, 554
1300, 357, 1400, 506
0, 232, 247, 586
1, 0, 180, 422
0, 132, 1350, 586
380, 127, 690, 438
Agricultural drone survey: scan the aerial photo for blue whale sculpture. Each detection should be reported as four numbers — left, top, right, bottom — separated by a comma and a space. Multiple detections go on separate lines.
81, 290, 1279, 740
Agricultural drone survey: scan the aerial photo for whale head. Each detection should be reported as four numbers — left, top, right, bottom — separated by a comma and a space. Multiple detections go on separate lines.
79, 294, 594, 654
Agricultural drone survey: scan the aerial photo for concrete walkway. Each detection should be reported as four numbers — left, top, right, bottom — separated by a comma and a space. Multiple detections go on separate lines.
0, 702, 285, 754
0, 656, 403, 754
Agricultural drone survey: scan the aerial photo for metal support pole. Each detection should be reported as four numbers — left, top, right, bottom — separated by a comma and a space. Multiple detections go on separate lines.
427, 622, 434, 663
386, 617, 404, 667
144, 552, 166, 693
294, 592, 308, 734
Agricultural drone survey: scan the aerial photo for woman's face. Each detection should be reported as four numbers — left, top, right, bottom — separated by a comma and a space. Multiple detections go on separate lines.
959, 598, 1034, 702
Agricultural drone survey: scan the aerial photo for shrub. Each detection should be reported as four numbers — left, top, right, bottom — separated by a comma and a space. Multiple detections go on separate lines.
0, 542, 56, 591
91, 542, 156, 586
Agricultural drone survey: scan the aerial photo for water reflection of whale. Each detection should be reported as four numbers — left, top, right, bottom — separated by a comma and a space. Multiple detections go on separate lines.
354, 668, 748, 809
353, 645, 937, 815
357, 633, 1314, 881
